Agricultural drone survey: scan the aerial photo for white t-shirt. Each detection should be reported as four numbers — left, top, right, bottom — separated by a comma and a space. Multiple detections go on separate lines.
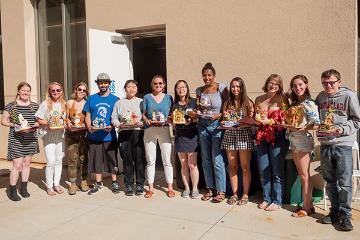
35, 101, 65, 140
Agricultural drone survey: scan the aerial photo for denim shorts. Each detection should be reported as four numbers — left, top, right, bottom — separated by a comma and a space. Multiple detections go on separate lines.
288, 131, 314, 153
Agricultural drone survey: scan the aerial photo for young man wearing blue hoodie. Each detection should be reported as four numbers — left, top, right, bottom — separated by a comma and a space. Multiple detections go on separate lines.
316, 69, 360, 231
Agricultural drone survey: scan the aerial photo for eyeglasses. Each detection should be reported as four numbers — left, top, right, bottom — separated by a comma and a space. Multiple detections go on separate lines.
77, 88, 87, 92
268, 82, 279, 86
50, 89, 62, 93
153, 82, 163, 86
322, 80, 339, 87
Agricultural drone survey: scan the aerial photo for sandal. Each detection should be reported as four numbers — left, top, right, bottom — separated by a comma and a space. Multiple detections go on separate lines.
257, 201, 270, 210
201, 188, 213, 201
227, 195, 238, 205
237, 196, 249, 206
292, 207, 315, 218
265, 203, 281, 211
47, 188, 56, 196
212, 192, 226, 203
292, 209, 308, 218
53, 186, 64, 194
144, 191, 154, 198
167, 190, 175, 198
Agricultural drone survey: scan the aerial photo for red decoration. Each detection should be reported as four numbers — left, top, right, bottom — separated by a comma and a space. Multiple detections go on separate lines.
256, 109, 285, 145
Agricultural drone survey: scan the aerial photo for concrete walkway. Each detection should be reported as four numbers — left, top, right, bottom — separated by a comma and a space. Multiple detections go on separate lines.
0, 159, 359, 240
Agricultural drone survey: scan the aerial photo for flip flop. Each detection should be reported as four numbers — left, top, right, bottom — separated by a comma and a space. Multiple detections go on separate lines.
292, 209, 308, 218
201, 188, 213, 201
167, 190, 175, 198
292, 207, 315, 217
211, 192, 226, 203
227, 195, 238, 205
237, 197, 249, 206
265, 203, 281, 211
257, 201, 270, 210
144, 191, 154, 198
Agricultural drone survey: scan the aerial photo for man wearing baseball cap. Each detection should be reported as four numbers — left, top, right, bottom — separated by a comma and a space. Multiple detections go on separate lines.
83, 73, 121, 194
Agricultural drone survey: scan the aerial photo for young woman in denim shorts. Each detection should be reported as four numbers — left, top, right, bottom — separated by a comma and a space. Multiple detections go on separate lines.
287, 75, 320, 217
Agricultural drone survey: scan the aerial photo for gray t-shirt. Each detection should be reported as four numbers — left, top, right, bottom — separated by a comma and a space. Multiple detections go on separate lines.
195, 83, 227, 114
111, 97, 143, 130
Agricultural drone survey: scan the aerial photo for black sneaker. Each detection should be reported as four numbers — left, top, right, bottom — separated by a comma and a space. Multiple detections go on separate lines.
135, 185, 144, 196
321, 210, 339, 224
340, 218, 353, 231
88, 183, 103, 195
125, 185, 134, 196
112, 182, 121, 194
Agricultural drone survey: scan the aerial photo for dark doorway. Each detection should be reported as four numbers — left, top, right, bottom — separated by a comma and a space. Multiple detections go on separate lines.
132, 36, 166, 97
132, 35, 167, 171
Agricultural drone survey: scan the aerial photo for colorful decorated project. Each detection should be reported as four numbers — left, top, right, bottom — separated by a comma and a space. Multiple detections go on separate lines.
222, 109, 241, 127
10, 109, 34, 132
121, 112, 142, 127
196, 95, 216, 118
255, 104, 286, 145
199, 96, 211, 108
172, 109, 186, 124
151, 110, 166, 123
70, 110, 85, 128
318, 106, 338, 135
125, 112, 140, 125
255, 105, 267, 122
48, 110, 66, 130
284, 105, 305, 128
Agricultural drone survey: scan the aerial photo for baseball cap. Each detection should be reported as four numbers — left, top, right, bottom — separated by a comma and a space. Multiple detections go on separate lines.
96, 73, 111, 82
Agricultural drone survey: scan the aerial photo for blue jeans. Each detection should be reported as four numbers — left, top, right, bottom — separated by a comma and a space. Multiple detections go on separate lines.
320, 145, 353, 218
257, 132, 289, 205
198, 119, 226, 193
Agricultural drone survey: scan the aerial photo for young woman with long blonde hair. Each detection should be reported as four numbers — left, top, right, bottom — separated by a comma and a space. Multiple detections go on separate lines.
35, 82, 67, 196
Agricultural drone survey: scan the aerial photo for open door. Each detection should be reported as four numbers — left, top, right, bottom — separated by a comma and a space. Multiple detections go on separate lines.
88, 28, 133, 97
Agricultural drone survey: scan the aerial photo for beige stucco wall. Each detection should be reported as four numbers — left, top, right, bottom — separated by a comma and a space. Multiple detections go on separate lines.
0, 0, 44, 162
85, 0, 357, 190
86, 0, 357, 100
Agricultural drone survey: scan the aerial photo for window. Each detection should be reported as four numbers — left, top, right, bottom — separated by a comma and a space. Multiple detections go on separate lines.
37, 0, 87, 99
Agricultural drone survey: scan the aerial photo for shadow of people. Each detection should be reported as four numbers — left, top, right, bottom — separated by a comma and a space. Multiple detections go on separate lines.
0, 166, 47, 191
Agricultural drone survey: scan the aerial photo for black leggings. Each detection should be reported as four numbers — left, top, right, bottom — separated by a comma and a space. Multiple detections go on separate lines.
118, 130, 146, 186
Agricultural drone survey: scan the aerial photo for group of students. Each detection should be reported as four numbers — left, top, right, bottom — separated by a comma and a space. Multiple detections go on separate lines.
1, 63, 359, 232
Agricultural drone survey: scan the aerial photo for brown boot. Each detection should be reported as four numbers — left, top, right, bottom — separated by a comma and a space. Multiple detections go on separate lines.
80, 180, 90, 192
68, 183, 78, 195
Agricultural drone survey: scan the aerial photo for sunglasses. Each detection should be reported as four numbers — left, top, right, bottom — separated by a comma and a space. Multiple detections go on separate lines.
153, 82, 164, 86
50, 89, 62, 93
77, 88, 87, 93
322, 80, 339, 87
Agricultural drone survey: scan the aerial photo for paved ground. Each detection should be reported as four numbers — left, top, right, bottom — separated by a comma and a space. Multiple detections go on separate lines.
0, 159, 359, 240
